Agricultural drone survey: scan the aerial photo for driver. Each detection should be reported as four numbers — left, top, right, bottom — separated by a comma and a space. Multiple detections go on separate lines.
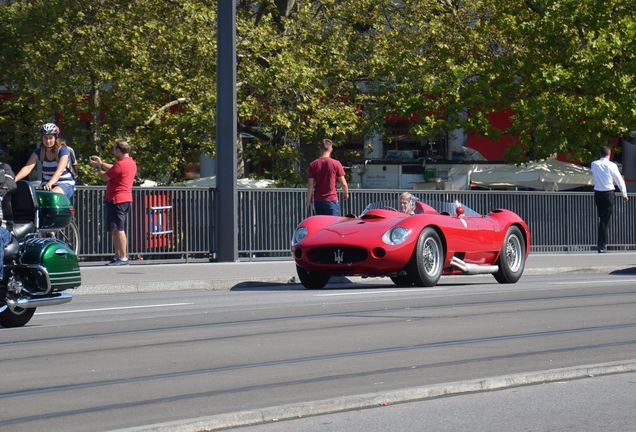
399, 192, 416, 214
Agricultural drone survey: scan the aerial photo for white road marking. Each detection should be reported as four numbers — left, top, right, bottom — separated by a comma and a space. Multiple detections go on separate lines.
35, 302, 194, 315
549, 279, 636, 285
315, 288, 447, 297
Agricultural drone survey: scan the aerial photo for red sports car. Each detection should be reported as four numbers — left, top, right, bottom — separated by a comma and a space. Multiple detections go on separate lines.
291, 198, 530, 289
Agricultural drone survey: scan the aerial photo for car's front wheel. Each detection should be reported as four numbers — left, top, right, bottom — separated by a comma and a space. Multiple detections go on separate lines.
0, 305, 36, 328
296, 265, 330, 289
407, 227, 444, 287
493, 226, 526, 284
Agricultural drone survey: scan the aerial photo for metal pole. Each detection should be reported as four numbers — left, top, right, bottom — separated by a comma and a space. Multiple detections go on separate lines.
216, 0, 238, 262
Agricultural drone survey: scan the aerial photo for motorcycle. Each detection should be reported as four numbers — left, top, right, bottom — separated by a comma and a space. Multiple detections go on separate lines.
0, 181, 81, 328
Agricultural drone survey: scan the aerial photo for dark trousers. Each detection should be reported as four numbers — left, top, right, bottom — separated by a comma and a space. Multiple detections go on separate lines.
0, 227, 11, 279
594, 190, 614, 250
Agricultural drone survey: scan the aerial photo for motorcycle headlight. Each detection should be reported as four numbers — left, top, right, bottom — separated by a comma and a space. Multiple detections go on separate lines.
291, 227, 308, 246
382, 226, 411, 245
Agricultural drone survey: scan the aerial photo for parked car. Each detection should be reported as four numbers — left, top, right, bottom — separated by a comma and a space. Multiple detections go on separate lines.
291, 198, 530, 289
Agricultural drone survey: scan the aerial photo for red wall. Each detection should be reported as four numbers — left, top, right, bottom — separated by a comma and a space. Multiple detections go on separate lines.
466, 109, 518, 161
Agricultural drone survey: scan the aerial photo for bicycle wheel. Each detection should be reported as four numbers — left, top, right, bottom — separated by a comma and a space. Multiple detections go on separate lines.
57, 220, 79, 255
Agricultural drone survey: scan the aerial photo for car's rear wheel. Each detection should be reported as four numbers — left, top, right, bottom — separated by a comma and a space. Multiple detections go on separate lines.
389, 275, 413, 287
0, 305, 36, 328
493, 226, 526, 284
296, 265, 330, 289
407, 227, 443, 287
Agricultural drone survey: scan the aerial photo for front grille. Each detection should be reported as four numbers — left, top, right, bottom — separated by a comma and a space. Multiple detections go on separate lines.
309, 247, 368, 264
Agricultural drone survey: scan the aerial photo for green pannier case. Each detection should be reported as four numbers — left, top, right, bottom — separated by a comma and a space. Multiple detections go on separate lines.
36, 190, 74, 229
19, 238, 81, 292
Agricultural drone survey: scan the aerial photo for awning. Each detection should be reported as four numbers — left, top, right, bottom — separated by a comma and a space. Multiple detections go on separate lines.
470, 159, 593, 191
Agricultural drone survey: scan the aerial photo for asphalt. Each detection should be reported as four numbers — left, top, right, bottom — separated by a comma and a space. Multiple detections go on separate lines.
76, 252, 636, 432
76, 252, 636, 296
114, 360, 636, 432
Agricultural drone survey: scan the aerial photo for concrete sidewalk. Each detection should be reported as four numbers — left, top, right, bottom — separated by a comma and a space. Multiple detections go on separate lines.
76, 252, 636, 295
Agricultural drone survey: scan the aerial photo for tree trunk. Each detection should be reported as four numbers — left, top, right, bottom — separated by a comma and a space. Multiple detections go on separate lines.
90, 75, 101, 153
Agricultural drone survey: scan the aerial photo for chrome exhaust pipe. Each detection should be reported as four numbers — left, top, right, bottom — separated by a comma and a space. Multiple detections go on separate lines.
450, 256, 498, 275
6, 292, 73, 310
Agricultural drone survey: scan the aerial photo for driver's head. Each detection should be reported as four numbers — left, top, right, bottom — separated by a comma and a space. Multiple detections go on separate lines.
399, 192, 415, 214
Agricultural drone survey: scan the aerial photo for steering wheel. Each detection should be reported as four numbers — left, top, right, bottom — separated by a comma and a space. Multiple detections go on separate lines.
380, 206, 399, 212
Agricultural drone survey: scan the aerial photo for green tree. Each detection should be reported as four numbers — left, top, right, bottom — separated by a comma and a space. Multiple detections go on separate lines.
394, 0, 636, 162
0, 0, 217, 182
1, 0, 634, 183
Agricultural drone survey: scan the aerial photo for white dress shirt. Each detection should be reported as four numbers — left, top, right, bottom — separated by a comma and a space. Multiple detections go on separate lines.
591, 157, 627, 198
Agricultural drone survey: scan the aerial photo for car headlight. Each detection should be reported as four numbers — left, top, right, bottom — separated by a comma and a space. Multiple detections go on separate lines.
291, 227, 308, 246
382, 226, 412, 245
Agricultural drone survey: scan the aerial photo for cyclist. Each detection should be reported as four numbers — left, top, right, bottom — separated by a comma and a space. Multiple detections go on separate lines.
15, 123, 75, 200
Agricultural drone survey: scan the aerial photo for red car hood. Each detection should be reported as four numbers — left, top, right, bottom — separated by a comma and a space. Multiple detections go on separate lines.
305, 215, 408, 244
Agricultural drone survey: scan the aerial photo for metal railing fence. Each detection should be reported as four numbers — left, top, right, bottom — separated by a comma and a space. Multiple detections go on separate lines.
70, 187, 635, 262
73, 186, 215, 262
236, 189, 636, 258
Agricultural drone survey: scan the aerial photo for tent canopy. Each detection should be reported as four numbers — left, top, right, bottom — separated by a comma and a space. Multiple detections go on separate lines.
470, 159, 593, 191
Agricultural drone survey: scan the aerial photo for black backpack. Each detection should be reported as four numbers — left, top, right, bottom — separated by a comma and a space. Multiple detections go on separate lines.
0, 163, 16, 198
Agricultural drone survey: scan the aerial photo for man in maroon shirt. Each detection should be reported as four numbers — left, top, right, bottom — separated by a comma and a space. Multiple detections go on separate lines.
90, 140, 137, 265
306, 139, 349, 215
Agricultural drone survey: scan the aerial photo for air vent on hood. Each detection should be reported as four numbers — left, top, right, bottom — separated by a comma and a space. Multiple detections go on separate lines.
361, 214, 384, 220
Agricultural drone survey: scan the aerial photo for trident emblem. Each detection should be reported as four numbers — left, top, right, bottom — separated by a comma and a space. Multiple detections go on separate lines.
334, 249, 344, 264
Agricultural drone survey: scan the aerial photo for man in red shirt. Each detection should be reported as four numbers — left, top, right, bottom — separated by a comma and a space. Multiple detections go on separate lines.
306, 139, 349, 215
90, 140, 137, 265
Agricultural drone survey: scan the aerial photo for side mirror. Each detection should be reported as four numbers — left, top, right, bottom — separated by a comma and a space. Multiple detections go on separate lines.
455, 206, 465, 217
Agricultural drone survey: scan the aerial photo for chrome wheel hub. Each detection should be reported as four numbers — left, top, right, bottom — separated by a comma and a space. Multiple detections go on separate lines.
505, 235, 522, 272
422, 238, 441, 276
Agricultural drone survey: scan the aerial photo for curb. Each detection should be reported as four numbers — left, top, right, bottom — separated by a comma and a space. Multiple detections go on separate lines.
524, 266, 632, 276
112, 360, 636, 432
75, 265, 633, 296
74, 277, 295, 296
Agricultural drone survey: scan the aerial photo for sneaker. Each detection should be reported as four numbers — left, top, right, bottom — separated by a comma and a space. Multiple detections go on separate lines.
107, 258, 130, 266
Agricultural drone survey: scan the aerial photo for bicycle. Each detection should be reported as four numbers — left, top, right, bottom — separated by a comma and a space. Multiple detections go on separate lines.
55, 218, 79, 255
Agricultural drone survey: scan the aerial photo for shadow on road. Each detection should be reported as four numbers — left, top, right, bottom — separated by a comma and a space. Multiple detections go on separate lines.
230, 277, 483, 291
231, 276, 358, 291
610, 267, 636, 275
230, 282, 302, 291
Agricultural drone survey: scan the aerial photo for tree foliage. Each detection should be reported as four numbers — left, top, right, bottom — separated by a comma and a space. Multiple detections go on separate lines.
0, 0, 634, 184
0, 0, 217, 182
495, 0, 636, 161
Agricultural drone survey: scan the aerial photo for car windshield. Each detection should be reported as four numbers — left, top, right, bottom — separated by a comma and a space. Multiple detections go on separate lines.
360, 198, 481, 217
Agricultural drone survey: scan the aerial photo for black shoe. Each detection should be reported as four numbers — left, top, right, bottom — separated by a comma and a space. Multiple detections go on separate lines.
598, 249, 607, 254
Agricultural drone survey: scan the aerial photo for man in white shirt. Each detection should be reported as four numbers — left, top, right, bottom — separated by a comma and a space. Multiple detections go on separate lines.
591, 146, 629, 253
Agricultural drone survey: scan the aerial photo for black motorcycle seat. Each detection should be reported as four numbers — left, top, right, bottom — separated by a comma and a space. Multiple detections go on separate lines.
12, 222, 35, 240
3, 236, 19, 260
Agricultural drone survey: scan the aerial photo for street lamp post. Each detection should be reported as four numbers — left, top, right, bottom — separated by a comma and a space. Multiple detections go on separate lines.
216, 0, 238, 261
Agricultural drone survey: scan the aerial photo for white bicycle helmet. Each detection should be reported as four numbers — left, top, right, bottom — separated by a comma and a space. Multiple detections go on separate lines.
40, 122, 60, 136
